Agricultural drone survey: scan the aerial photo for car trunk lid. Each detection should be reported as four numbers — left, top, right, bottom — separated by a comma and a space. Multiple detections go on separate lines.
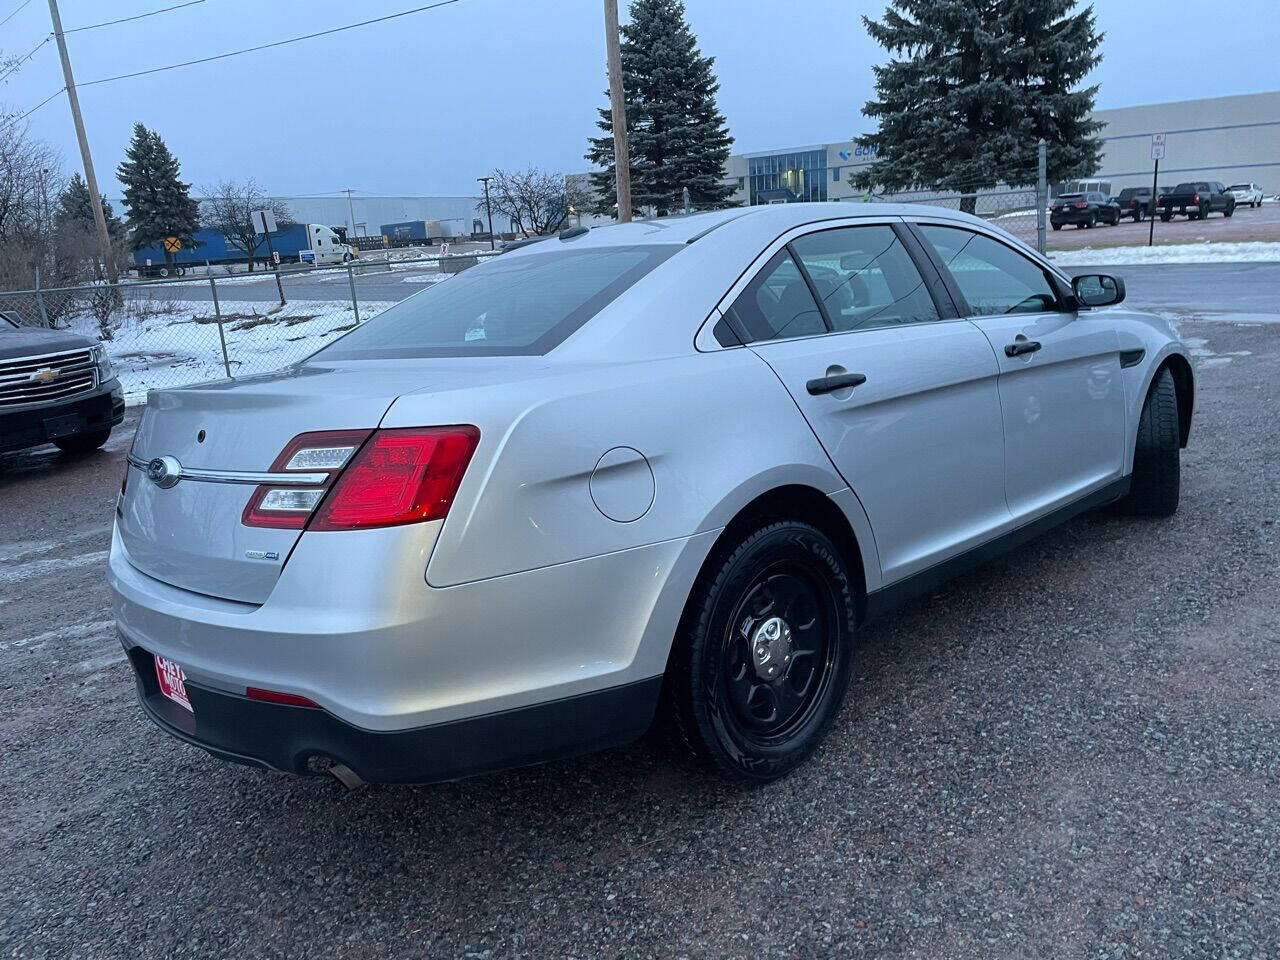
117, 362, 433, 603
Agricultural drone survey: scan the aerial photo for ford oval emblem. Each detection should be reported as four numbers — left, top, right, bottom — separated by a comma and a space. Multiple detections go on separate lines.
146, 455, 182, 489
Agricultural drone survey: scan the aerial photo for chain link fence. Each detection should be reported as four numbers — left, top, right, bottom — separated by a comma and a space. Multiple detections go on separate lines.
0, 252, 497, 403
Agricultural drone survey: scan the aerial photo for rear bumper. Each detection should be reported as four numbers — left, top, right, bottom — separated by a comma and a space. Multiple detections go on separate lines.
1050, 210, 1096, 225
125, 644, 661, 783
0, 379, 124, 453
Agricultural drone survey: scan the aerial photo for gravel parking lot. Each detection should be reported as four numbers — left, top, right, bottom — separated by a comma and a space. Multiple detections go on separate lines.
3, 263, 1278, 959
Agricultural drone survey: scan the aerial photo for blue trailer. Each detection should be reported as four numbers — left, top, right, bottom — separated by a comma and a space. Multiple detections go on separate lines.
378, 219, 447, 245
133, 223, 353, 277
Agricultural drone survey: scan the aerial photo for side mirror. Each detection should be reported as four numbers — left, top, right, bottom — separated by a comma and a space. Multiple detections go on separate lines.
1073, 273, 1126, 308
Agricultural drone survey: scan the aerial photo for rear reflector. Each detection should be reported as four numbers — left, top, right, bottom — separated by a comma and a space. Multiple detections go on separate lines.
246, 687, 320, 708
310, 426, 480, 531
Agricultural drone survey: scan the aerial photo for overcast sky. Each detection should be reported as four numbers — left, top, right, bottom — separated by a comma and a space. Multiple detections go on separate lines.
4, 0, 1277, 200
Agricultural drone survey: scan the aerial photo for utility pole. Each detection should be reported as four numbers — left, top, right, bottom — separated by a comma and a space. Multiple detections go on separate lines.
602, 0, 632, 223
343, 188, 357, 237
47, 0, 117, 283
477, 176, 495, 250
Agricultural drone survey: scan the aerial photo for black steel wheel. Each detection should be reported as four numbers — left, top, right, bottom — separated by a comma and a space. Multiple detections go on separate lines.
664, 520, 856, 783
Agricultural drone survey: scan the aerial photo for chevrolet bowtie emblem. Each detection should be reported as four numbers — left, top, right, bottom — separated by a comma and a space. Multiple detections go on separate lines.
29, 367, 60, 384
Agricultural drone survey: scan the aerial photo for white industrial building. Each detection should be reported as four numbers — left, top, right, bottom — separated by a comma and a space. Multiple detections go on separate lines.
574, 90, 1278, 212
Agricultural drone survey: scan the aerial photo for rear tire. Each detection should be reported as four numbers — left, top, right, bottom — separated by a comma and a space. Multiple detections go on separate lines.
1161, 212, 1172, 222
1052, 223, 1062, 231
663, 521, 856, 784
1118, 367, 1180, 517
1134, 208, 1145, 223
54, 429, 111, 455
1224, 203, 1234, 218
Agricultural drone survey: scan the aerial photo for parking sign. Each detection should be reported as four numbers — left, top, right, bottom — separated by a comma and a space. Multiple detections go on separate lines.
1151, 133, 1167, 161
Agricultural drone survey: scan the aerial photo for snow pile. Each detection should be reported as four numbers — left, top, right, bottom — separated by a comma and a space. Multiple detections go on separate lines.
1050, 242, 1280, 266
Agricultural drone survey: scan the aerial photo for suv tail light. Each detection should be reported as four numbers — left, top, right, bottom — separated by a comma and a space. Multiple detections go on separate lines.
242, 426, 479, 531
1193, 193, 1200, 203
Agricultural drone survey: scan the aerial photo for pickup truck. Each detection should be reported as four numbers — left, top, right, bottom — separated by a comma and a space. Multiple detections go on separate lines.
0, 311, 124, 455
1115, 187, 1154, 221
1157, 181, 1237, 221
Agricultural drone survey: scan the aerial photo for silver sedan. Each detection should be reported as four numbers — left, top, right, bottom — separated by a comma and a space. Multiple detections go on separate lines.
109, 203, 1194, 785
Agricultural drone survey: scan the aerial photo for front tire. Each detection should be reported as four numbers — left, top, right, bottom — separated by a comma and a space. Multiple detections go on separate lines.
1224, 203, 1235, 218
54, 429, 111, 454
1118, 367, 1180, 517
664, 521, 856, 783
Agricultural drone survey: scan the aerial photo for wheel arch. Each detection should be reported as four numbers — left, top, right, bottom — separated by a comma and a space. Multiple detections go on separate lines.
689, 484, 873, 628
1161, 352, 1194, 448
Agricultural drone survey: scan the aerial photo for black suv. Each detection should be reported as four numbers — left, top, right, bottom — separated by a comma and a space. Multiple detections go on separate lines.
1050, 191, 1121, 229
0, 311, 125, 455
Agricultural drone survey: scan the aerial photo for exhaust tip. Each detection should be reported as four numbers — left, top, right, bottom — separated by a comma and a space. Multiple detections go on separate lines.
304, 754, 366, 791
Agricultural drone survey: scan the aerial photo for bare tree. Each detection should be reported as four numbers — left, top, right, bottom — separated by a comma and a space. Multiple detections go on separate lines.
0, 119, 63, 290
200, 179, 292, 271
478, 167, 590, 237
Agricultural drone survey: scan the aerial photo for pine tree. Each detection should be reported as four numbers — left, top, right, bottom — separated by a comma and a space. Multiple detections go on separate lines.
117, 124, 201, 265
586, 0, 735, 216
54, 173, 126, 242
852, 0, 1105, 210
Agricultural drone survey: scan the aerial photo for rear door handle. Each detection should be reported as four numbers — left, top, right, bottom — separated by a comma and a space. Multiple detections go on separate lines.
806, 372, 867, 395
1005, 340, 1042, 357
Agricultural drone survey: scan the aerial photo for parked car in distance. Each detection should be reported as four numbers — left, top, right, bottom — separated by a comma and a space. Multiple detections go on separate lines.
0, 310, 124, 455
1050, 191, 1121, 229
1116, 187, 1154, 221
1227, 182, 1265, 208
1157, 181, 1236, 221
110, 203, 1194, 787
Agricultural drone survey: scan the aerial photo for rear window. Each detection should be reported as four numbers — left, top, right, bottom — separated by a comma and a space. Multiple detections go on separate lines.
1118, 188, 1145, 199
314, 245, 679, 359
1058, 193, 1084, 200
1173, 183, 1195, 193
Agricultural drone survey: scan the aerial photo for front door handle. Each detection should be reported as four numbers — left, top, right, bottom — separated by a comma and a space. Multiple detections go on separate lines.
1005, 340, 1042, 357
806, 372, 867, 395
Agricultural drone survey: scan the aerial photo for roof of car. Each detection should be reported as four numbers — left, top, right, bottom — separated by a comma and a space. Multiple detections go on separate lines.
505, 202, 998, 255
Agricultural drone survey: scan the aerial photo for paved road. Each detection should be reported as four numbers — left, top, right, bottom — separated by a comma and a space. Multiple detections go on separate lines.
2, 309, 1279, 957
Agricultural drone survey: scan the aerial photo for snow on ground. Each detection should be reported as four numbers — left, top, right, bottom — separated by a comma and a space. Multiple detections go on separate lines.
1050, 241, 1280, 266
63, 296, 396, 404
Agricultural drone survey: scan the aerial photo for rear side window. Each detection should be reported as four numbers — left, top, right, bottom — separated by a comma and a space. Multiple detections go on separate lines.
727, 250, 826, 342
315, 245, 679, 358
918, 225, 1062, 316
789, 225, 940, 332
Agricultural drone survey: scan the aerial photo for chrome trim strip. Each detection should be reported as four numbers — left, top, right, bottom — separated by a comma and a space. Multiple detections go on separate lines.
0, 347, 95, 367
125, 453, 329, 486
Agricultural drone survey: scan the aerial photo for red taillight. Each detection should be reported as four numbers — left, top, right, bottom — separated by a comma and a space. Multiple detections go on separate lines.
309, 426, 479, 531
246, 687, 320, 708
1074, 201, 1088, 209
242, 429, 372, 529
1193, 193, 1200, 203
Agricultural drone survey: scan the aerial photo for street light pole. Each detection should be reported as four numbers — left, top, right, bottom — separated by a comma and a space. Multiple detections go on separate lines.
477, 176, 495, 250
47, 0, 117, 283
343, 188, 357, 238
603, 0, 632, 223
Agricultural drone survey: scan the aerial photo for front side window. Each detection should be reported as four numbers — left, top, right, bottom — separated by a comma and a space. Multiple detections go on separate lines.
918, 224, 1061, 316
315, 245, 679, 358
789, 225, 940, 332
727, 250, 825, 342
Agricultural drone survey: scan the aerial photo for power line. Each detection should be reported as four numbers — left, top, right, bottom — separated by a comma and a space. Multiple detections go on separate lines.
0, 86, 65, 133
0, 35, 49, 84
63, 0, 206, 34
0, 0, 33, 28
80, 0, 464, 88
